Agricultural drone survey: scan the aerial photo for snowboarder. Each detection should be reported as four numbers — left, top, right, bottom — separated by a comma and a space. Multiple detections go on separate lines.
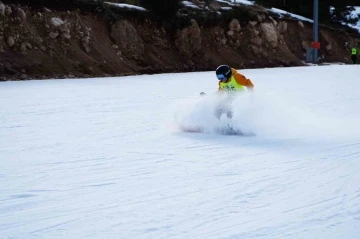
351, 47, 357, 64
216, 65, 254, 93
214, 65, 254, 119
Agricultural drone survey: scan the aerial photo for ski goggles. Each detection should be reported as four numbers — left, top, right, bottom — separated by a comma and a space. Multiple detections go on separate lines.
217, 74, 226, 80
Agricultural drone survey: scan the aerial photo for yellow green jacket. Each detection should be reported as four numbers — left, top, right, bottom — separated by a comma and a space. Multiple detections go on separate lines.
218, 68, 254, 92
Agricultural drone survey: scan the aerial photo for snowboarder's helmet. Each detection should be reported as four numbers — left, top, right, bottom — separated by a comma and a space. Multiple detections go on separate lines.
216, 65, 232, 81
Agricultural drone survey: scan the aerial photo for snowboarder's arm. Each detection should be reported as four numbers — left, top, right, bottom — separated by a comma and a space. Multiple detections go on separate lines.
218, 81, 223, 91
232, 68, 254, 90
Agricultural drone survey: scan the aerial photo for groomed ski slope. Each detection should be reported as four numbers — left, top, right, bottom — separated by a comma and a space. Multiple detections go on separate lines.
1, 65, 360, 239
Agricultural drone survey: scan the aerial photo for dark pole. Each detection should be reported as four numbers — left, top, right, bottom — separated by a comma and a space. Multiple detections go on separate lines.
313, 0, 319, 63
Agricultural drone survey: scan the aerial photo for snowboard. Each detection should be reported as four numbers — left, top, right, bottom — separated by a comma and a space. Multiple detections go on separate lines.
215, 125, 255, 136
181, 124, 255, 136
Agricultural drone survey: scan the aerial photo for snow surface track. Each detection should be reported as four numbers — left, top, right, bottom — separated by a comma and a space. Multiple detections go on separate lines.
1, 65, 360, 239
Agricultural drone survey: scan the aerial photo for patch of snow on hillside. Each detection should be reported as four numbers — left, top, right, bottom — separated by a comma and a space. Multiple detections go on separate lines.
270, 7, 313, 22
182, 1, 202, 9
105, 2, 146, 11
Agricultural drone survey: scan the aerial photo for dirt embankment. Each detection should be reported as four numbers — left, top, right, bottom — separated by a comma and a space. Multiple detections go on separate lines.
0, 2, 359, 81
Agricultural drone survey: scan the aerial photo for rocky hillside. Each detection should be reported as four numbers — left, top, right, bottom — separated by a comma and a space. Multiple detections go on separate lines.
0, 1, 359, 81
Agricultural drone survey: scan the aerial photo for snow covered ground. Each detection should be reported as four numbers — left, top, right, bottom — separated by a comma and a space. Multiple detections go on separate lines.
1, 65, 360, 239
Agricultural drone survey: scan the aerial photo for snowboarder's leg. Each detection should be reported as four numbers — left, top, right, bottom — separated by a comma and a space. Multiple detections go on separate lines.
215, 107, 225, 119
226, 111, 233, 119
215, 103, 233, 120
